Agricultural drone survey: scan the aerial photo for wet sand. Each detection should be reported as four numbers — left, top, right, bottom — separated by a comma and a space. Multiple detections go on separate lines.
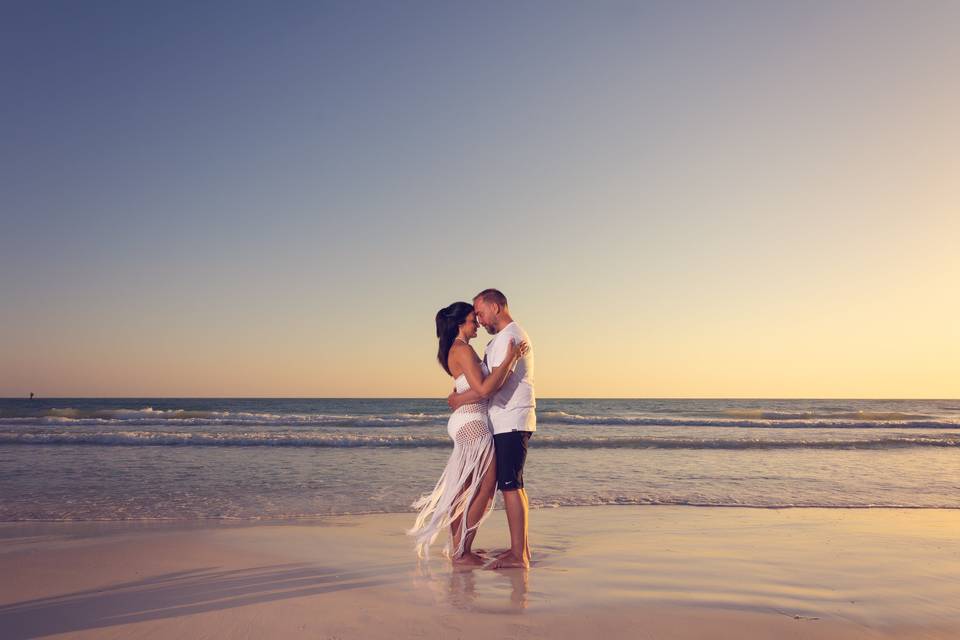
2, 506, 959, 639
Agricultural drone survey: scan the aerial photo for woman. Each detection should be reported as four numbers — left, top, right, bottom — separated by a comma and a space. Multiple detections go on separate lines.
408, 301, 527, 564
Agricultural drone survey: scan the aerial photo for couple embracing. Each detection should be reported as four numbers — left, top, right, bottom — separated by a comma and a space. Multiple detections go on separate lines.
408, 288, 535, 570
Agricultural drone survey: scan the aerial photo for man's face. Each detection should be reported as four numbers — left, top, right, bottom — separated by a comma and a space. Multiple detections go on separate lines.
473, 298, 498, 334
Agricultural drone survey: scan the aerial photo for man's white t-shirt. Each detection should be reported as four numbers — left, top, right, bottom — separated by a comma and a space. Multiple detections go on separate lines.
483, 321, 536, 435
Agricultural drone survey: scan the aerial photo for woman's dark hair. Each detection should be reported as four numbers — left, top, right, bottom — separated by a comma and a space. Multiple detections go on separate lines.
435, 301, 474, 375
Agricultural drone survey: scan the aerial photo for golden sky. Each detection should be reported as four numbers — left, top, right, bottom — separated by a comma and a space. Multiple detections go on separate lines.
2, 3, 958, 397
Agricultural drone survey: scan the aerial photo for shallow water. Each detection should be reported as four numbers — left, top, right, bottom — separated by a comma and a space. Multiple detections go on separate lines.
1, 398, 958, 520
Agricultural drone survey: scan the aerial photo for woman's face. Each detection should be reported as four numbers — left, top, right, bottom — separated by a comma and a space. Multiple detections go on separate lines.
460, 312, 479, 339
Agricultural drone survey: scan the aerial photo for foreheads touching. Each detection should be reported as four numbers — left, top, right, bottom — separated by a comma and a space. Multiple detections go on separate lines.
472, 288, 509, 334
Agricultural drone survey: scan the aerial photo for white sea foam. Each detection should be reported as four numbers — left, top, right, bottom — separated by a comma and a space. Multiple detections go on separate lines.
0, 430, 449, 447
2, 407, 446, 428
4, 499, 959, 523
527, 497, 960, 510
536, 411, 960, 429
1, 430, 957, 449
3, 399, 958, 522
718, 409, 939, 421
3, 406, 957, 430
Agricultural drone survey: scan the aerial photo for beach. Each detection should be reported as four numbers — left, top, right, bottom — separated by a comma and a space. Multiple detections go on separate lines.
3, 506, 959, 639
3, 398, 958, 637
6, 1, 959, 636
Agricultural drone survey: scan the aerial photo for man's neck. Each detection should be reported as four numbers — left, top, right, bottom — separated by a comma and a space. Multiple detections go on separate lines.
494, 314, 514, 333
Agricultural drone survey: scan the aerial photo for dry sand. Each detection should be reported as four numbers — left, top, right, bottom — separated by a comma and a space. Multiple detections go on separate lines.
2, 506, 959, 639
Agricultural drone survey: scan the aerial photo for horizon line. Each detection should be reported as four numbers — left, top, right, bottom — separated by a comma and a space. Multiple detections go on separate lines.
2, 396, 957, 401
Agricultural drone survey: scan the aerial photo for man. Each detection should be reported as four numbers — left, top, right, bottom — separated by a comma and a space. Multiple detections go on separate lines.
448, 288, 535, 569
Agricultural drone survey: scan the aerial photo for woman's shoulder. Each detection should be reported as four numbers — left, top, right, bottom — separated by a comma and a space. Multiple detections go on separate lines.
449, 341, 478, 362
447, 341, 470, 371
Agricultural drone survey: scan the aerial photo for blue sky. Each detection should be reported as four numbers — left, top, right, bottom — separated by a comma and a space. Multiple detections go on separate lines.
2, 1, 958, 397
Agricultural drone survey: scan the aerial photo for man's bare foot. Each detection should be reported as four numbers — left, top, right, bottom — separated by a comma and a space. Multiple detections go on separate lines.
452, 551, 486, 567
484, 552, 530, 569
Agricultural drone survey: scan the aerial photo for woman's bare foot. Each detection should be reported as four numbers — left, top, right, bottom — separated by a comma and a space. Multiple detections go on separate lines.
452, 551, 486, 567
484, 552, 530, 569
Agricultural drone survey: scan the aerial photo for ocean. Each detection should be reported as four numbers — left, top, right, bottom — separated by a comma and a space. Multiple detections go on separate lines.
1, 398, 958, 521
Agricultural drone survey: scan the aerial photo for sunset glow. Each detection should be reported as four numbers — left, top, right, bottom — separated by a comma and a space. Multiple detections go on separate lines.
2, 2, 957, 398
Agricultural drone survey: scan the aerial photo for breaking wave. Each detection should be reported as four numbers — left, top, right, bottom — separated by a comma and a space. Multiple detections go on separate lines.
537, 411, 959, 430
1, 407, 446, 428
2, 406, 958, 430
1, 430, 957, 449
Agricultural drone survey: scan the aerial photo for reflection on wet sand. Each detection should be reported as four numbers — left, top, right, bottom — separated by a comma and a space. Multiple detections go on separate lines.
413, 561, 529, 613
448, 568, 529, 612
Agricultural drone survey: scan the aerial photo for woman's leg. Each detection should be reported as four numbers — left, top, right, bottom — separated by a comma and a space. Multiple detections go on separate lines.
450, 512, 463, 554
461, 455, 497, 555
450, 469, 476, 558
451, 472, 485, 565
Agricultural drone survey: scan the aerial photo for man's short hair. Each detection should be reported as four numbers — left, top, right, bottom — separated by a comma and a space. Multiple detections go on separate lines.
474, 288, 508, 308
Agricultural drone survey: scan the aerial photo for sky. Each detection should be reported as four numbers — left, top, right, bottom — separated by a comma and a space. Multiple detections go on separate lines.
1, 1, 958, 398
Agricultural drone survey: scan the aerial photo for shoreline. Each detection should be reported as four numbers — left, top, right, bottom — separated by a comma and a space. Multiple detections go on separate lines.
3, 501, 960, 527
2, 506, 959, 638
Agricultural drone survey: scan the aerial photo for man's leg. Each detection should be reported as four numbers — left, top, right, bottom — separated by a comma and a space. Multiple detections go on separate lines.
500, 488, 529, 566
496, 487, 531, 560
519, 488, 531, 560
488, 431, 531, 569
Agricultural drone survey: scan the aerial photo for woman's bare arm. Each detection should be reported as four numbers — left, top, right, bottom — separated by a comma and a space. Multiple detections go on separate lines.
449, 340, 526, 403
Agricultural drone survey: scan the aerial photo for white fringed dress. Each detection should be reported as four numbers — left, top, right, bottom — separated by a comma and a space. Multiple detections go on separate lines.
408, 367, 495, 559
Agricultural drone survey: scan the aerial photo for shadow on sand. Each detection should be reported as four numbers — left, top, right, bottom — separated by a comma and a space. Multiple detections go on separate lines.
0, 562, 408, 639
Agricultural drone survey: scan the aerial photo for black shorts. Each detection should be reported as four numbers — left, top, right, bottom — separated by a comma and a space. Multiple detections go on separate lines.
494, 431, 532, 491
